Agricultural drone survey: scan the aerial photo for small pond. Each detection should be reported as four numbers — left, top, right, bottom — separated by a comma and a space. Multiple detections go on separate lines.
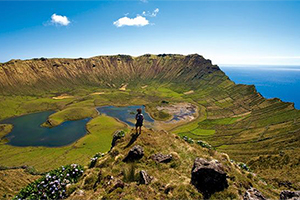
97, 105, 155, 127
1, 111, 90, 147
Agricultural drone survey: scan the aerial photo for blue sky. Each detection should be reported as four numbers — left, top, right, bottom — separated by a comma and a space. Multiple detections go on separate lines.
0, 1, 300, 65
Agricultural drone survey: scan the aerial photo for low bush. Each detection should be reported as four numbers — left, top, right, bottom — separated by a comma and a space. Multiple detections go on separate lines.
196, 140, 213, 149
182, 136, 194, 144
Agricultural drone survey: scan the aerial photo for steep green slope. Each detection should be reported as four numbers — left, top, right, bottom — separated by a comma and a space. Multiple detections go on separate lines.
0, 54, 223, 95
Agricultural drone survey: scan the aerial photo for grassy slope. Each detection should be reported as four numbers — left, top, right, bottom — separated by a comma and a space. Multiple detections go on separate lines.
0, 169, 41, 199
68, 129, 279, 199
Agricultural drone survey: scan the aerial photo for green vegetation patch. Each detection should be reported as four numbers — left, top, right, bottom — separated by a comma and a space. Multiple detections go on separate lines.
191, 128, 215, 136
43, 107, 98, 127
146, 103, 172, 121
0, 124, 13, 139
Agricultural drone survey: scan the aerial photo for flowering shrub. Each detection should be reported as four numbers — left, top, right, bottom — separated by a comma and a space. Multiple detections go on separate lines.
182, 136, 194, 144
89, 152, 105, 168
14, 164, 84, 200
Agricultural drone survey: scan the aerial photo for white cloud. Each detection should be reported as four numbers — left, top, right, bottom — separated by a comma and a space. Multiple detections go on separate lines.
113, 8, 159, 28
51, 14, 70, 26
113, 15, 149, 27
142, 8, 159, 17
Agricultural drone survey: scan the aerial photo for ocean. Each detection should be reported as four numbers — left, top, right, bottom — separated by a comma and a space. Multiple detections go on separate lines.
219, 65, 300, 109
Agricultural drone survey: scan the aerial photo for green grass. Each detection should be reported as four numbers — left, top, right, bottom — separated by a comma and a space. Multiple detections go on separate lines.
42, 106, 98, 127
191, 128, 215, 136
0, 124, 13, 139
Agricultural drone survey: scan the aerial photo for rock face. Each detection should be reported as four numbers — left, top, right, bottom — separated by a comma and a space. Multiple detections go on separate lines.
151, 153, 172, 163
280, 190, 300, 200
191, 158, 228, 198
0, 54, 221, 95
123, 145, 144, 162
139, 170, 153, 185
243, 188, 266, 200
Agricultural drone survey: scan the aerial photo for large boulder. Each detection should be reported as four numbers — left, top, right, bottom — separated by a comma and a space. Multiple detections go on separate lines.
280, 190, 300, 200
139, 170, 153, 185
243, 188, 266, 200
123, 145, 144, 162
151, 153, 173, 163
191, 158, 228, 198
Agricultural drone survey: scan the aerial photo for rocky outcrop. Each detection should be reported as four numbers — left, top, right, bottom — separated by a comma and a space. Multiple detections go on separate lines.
151, 153, 172, 163
110, 130, 125, 150
280, 190, 300, 200
243, 188, 266, 200
191, 158, 228, 198
123, 145, 144, 162
139, 170, 153, 185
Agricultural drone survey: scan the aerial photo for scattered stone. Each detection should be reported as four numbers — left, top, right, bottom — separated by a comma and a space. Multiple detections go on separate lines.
191, 158, 228, 198
280, 190, 300, 200
243, 188, 266, 200
123, 145, 144, 162
139, 170, 153, 185
109, 180, 125, 193
151, 153, 173, 163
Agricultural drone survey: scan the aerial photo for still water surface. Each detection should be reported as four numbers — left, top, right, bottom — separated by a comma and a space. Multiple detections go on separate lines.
2, 111, 90, 147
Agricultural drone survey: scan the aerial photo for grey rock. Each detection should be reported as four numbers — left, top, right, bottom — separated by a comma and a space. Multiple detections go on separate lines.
139, 170, 152, 185
191, 158, 228, 198
243, 188, 266, 200
280, 190, 300, 200
109, 180, 125, 193
123, 145, 144, 162
151, 153, 173, 163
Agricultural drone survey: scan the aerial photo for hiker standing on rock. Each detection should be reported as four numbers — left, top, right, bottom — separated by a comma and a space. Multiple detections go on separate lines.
135, 108, 144, 135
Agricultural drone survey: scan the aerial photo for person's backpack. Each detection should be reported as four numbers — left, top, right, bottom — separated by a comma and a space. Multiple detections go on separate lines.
137, 114, 144, 123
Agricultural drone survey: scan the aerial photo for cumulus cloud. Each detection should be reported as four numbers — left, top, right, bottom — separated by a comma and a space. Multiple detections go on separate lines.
113, 15, 149, 27
113, 8, 159, 28
51, 14, 70, 26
